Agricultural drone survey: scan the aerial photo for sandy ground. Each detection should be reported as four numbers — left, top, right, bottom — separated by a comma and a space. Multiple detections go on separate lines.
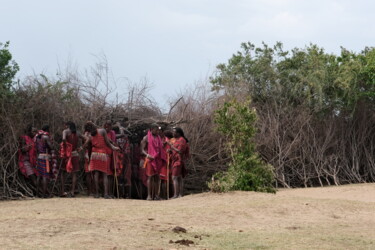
0, 183, 374, 250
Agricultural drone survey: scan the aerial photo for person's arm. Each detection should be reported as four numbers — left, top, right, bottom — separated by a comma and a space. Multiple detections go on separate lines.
169, 138, 186, 154
20, 137, 31, 153
43, 135, 53, 150
115, 133, 125, 139
62, 129, 69, 143
140, 136, 153, 160
99, 129, 119, 151
78, 131, 86, 141
80, 134, 92, 151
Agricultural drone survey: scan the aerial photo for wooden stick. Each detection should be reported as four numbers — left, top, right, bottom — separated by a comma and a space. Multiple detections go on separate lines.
167, 154, 170, 200
113, 152, 119, 199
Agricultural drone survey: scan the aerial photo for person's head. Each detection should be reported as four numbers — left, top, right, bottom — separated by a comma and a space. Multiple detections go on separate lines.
65, 121, 77, 134
150, 123, 159, 136
84, 121, 97, 136
42, 125, 50, 133
173, 127, 188, 142
31, 127, 38, 137
112, 126, 120, 134
163, 130, 173, 139
104, 120, 112, 133
24, 124, 34, 137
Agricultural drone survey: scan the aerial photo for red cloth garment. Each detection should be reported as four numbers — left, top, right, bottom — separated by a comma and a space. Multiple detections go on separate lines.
106, 131, 115, 175
159, 137, 171, 180
113, 151, 123, 176
35, 131, 53, 178
64, 133, 80, 173
145, 131, 166, 176
59, 141, 73, 172
107, 130, 116, 143
171, 137, 188, 177
123, 159, 132, 186
18, 135, 37, 177
89, 131, 111, 174
117, 136, 132, 185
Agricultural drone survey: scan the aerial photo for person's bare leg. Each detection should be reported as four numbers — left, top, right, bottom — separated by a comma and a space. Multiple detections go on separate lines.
60, 171, 66, 196
154, 175, 161, 200
36, 176, 41, 197
94, 171, 100, 198
86, 173, 92, 196
42, 177, 48, 198
29, 174, 37, 195
178, 176, 183, 198
103, 173, 110, 198
146, 176, 153, 200
108, 175, 113, 197
70, 172, 77, 197
172, 176, 179, 198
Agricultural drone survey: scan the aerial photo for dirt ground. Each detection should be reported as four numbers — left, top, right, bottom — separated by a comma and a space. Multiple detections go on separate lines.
0, 183, 374, 250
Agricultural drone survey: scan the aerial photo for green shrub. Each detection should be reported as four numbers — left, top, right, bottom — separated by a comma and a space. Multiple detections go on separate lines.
209, 99, 275, 193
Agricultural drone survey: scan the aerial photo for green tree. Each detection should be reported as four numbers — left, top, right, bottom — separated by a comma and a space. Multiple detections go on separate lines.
209, 99, 275, 193
210, 42, 375, 115
0, 41, 19, 96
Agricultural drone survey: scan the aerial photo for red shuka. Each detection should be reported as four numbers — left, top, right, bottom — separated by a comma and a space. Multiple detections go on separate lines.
89, 131, 111, 174
170, 136, 188, 177
18, 135, 37, 177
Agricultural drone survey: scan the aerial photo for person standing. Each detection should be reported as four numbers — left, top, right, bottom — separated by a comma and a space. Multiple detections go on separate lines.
83, 121, 119, 199
140, 123, 166, 200
35, 125, 54, 198
60, 121, 85, 197
169, 127, 189, 199
18, 124, 38, 191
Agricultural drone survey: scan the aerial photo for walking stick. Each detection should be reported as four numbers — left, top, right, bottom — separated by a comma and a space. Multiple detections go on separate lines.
113, 152, 120, 199
166, 153, 170, 200
51, 157, 64, 196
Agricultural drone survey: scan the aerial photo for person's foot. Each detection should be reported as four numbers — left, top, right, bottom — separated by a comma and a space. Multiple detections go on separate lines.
154, 196, 163, 201
104, 194, 112, 199
171, 195, 178, 199
94, 193, 100, 198
146, 196, 153, 201
67, 192, 75, 198
59, 192, 68, 198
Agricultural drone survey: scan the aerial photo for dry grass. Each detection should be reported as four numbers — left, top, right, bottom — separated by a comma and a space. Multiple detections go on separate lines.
0, 184, 374, 249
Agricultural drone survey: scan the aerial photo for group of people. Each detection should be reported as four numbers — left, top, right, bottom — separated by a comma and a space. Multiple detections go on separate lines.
18, 121, 190, 200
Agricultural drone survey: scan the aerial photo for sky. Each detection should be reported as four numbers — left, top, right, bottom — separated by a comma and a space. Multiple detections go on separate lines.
1, 0, 374, 109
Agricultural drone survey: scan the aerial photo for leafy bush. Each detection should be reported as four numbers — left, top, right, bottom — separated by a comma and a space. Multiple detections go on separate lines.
209, 99, 275, 193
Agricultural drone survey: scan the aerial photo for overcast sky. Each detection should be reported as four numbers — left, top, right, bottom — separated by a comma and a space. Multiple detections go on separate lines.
1, 0, 374, 108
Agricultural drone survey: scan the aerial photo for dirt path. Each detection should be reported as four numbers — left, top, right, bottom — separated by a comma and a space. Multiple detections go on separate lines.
1, 183, 374, 249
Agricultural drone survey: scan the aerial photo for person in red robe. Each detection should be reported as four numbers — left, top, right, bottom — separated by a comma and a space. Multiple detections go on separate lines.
18, 125, 38, 191
113, 125, 132, 198
141, 123, 166, 200
59, 121, 85, 197
35, 125, 55, 198
159, 129, 173, 198
83, 121, 119, 199
168, 127, 189, 199
83, 131, 94, 196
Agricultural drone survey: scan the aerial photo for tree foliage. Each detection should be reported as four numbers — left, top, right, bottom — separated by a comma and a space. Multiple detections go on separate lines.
211, 42, 375, 114
209, 99, 275, 193
211, 42, 375, 188
0, 41, 19, 96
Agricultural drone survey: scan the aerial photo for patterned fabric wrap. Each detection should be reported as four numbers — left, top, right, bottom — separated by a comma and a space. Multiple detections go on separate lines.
171, 137, 188, 177
89, 131, 111, 174
146, 131, 166, 174
160, 137, 171, 180
113, 151, 124, 176
36, 156, 51, 178
18, 135, 37, 177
